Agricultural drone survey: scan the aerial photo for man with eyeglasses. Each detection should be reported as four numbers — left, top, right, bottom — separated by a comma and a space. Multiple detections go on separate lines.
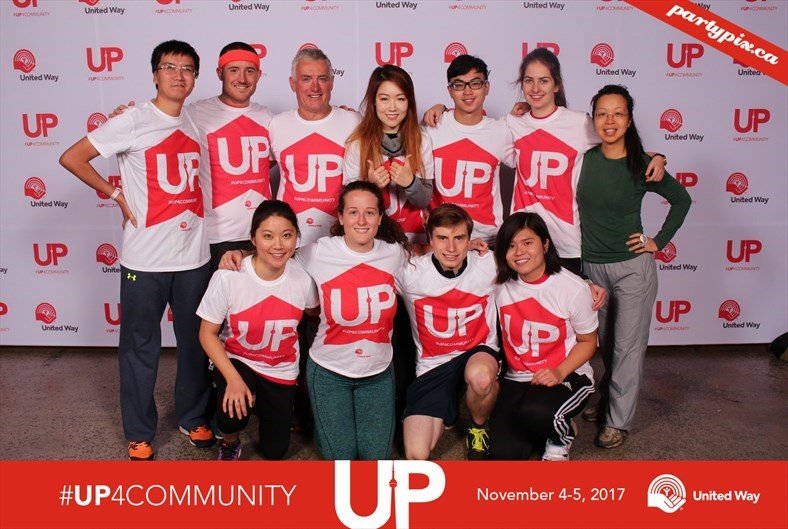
424, 55, 514, 247
60, 41, 214, 461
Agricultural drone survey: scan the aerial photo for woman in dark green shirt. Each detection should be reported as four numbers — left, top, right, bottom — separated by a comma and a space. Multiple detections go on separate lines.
576, 85, 691, 449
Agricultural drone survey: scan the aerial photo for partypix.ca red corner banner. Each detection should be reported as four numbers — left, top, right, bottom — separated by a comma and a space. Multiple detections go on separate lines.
627, 0, 787, 85
1, 461, 786, 529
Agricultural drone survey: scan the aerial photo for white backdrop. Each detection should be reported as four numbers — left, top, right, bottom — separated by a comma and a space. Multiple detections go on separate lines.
0, 0, 786, 347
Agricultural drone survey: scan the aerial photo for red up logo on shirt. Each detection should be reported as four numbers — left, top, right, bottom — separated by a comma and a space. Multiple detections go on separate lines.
144, 130, 202, 227
86, 47, 123, 72
499, 298, 567, 372
655, 300, 691, 323
432, 139, 498, 226
226, 296, 301, 365
207, 115, 271, 208
726, 240, 762, 263
666, 43, 704, 68
375, 42, 414, 67
734, 108, 770, 133
718, 300, 741, 322
33, 243, 68, 266
280, 133, 344, 215
414, 289, 489, 357
513, 129, 577, 224
22, 113, 58, 137
323, 264, 397, 345
24, 177, 46, 199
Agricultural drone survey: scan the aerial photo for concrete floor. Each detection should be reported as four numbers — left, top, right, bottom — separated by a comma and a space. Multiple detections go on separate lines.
1, 344, 785, 461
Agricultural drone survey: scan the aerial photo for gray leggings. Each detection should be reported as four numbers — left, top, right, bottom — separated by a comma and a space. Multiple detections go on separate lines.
306, 356, 395, 460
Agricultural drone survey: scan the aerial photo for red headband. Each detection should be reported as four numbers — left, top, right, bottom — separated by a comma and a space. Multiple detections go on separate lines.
218, 49, 260, 70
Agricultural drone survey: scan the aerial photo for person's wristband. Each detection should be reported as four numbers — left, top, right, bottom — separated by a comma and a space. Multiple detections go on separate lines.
109, 187, 122, 201
652, 152, 667, 165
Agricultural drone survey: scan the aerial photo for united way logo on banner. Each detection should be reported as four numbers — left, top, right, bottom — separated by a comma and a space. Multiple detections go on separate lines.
647, 474, 686, 513
726, 172, 769, 205
655, 242, 699, 272
733, 108, 770, 142
719, 299, 761, 330
659, 109, 704, 142
444, 42, 468, 63
590, 43, 637, 77
666, 43, 704, 78
25, 177, 68, 209
79, 0, 127, 15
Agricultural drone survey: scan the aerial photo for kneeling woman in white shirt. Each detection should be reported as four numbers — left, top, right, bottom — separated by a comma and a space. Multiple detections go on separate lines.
198, 200, 318, 460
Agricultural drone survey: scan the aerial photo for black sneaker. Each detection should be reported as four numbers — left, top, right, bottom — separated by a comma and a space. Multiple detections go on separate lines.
466, 425, 490, 460
217, 440, 242, 461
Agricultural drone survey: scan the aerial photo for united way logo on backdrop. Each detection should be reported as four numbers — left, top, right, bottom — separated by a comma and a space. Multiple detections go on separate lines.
228, 0, 271, 13
35, 302, 79, 333
654, 300, 691, 332
659, 109, 704, 142
732, 108, 770, 142
719, 299, 761, 330
733, 57, 765, 77
24, 177, 69, 209
590, 43, 637, 78
522, 42, 559, 58
726, 172, 769, 206
444, 42, 468, 63
79, 0, 127, 15
522, 1, 567, 10
666, 43, 704, 78
375, 42, 414, 67
96, 244, 120, 274
655, 242, 699, 273
725, 240, 762, 271
87, 112, 108, 132
14, 50, 59, 83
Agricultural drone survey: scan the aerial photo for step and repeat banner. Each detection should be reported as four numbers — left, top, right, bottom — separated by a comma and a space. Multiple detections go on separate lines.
0, 0, 785, 347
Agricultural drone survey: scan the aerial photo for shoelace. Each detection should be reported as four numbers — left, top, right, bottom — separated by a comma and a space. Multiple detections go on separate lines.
129, 441, 149, 450
468, 429, 489, 451
218, 442, 240, 461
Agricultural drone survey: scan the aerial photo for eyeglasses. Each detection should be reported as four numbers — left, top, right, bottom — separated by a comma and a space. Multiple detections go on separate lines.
594, 111, 629, 120
157, 63, 196, 75
448, 78, 487, 91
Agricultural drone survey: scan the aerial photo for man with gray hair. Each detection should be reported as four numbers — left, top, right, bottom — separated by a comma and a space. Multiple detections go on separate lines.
270, 48, 360, 246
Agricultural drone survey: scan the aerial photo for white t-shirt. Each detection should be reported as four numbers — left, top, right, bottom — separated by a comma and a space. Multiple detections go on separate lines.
188, 97, 274, 244
506, 107, 598, 259
426, 113, 514, 245
271, 107, 360, 246
197, 256, 318, 385
88, 100, 208, 272
343, 134, 434, 243
396, 252, 498, 377
296, 237, 406, 378
495, 270, 597, 383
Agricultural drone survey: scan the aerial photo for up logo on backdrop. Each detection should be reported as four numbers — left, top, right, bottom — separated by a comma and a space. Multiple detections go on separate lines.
375, 42, 414, 67
96, 175, 122, 200
334, 460, 445, 529
33, 243, 68, 266
521, 42, 559, 58
733, 108, 770, 134
144, 130, 203, 226
647, 474, 686, 513
86, 47, 123, 72
655, 300, 691, 323
13, 49, 35, 73
726, 240, 762, 263
675, 172, 698, 189
443, 42, 468, 63
22, 113, 58, 138
103, 302, 121, 326
666, 43, 704, 68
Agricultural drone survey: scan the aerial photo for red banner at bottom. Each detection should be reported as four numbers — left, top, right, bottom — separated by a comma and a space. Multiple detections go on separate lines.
1, 461, 785, 529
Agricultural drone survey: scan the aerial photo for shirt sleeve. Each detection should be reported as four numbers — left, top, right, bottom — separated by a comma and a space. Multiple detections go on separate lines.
294, 242, 317, 276
648, 173, 692, 250
568, 279, 599, 336
342, 140, 362, 184
501, 119, 516, 168
196, 271, 231, 325
87, 111, 136, 159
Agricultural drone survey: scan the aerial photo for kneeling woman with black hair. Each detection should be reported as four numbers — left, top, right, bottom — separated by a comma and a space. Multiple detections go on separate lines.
490, 212, 598, 461
198, 200, 319, 461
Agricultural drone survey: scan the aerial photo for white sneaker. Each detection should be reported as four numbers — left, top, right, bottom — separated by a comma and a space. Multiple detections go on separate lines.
542, 438, 571, 461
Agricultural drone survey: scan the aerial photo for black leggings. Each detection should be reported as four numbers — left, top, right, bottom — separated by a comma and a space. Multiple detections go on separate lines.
214, 359, 296, 460
490, 373, 593, 460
